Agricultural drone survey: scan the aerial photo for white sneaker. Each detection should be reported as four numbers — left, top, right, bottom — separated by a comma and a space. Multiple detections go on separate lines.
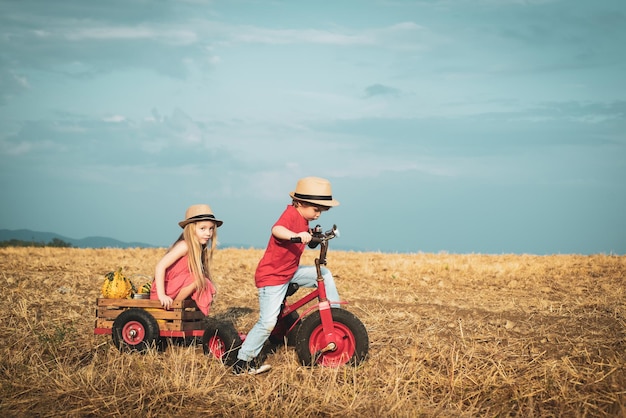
232, 360, 271, 375
249, 364, 271, 375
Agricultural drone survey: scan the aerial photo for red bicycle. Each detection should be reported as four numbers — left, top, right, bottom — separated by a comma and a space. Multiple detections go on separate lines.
203, 224, 369, 367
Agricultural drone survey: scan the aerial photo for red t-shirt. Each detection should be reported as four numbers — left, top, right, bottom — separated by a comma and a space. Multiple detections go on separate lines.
254, 205, 308, 287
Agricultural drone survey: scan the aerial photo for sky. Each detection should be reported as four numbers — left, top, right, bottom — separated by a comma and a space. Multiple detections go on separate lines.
1, 0, 625, 255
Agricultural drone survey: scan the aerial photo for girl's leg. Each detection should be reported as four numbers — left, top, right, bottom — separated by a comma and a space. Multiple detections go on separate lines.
175, 283, 196, 300
236, 283, 289, 362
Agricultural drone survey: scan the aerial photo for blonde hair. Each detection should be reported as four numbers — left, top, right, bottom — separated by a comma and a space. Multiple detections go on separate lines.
173, 222, 217, 293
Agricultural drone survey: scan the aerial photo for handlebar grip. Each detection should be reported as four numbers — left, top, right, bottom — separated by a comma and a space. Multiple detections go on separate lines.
290, 236, 323, 246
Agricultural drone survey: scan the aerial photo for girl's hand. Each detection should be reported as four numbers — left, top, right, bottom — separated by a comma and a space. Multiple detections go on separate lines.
158, 293, 173, 310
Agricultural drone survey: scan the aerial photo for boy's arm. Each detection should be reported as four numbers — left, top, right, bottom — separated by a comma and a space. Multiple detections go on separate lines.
272, 225, 312, 244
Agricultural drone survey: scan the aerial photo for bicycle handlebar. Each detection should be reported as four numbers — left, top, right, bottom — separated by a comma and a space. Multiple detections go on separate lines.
289, 236, 323, 243
290, 236, 323, 248
289, 224, 338, 246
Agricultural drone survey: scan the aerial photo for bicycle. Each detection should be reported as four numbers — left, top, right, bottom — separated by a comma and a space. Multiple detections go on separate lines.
203, 224, 369, 367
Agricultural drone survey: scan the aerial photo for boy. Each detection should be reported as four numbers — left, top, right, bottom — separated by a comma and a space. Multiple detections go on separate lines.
232, 177, 341, 375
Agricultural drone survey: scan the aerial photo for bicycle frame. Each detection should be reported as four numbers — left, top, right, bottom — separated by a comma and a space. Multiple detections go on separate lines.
278, 226, 343, 353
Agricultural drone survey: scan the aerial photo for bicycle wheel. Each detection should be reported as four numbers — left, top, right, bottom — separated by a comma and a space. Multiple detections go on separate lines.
202, 319, 242, 366
294, 308, 369, 367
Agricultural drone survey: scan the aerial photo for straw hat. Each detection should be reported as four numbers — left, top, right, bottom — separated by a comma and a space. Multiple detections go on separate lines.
178, 204, 223, 228
289, 177, 340, 207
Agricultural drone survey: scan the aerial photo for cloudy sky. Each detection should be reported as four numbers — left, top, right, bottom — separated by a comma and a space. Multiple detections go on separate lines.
1, 0, 624, 254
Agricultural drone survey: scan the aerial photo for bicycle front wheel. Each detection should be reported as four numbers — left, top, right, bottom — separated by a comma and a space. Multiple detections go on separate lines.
294, 308, 369, 367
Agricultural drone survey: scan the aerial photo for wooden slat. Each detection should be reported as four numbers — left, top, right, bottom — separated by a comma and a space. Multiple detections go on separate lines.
96, 308, 204, 321
181, 321, 205, 331
95, 317, 204, 332
96, 298, 199, 310
94, 297, 206, 333
180, 311, 205, 321
158, 321, 205, 331
96, 318, 114, 329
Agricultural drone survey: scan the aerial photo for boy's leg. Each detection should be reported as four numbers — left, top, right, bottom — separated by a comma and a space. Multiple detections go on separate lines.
291, 266, 341, 307
236, 283, 289, 362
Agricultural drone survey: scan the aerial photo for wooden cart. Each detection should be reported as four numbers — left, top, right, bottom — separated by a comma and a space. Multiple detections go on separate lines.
94, 298, 205, 337
94, 298, 242, 364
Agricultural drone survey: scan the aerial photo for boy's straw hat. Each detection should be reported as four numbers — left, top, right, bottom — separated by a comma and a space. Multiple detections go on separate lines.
289, 177, 340, 207
178, 204, 223, 228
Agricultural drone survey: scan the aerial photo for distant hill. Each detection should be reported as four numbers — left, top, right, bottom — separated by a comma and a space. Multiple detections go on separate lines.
0, 229, 156, 249
0, 228, 365, 252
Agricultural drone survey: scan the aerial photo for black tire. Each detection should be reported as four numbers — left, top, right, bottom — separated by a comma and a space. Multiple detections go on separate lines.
295, 308, 369, 367
202, 319, 242, 367
112, 308, 160, 353
269, 311, 300, 347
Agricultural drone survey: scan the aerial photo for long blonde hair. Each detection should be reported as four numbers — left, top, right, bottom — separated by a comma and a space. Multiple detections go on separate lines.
172, 223, 217, 293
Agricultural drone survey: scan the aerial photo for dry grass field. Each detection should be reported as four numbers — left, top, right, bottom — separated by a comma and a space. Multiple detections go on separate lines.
1, 246, 625, 417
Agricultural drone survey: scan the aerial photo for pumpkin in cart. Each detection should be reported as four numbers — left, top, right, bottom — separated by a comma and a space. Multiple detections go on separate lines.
139, 281, 152, 294
101, 267, 135, 299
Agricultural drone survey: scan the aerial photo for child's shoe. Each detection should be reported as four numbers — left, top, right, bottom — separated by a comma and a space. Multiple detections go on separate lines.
232, 359, 271, 375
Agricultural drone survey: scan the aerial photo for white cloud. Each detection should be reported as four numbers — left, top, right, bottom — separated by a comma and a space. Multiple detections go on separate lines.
64, 26, 198, 45
103, 115, 126, 123
232, 27, 374, 46
220, 20, 432, 50
0, 140, 32, 156
12, 72, 30, 88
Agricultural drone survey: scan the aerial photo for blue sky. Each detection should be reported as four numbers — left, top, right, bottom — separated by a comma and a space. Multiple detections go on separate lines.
1, 0, 624, 254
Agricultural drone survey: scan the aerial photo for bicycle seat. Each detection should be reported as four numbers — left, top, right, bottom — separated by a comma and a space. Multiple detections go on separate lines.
286, 282, 299, 297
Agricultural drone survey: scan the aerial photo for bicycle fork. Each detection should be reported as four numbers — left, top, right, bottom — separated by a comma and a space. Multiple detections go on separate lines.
314, 248, 338, 356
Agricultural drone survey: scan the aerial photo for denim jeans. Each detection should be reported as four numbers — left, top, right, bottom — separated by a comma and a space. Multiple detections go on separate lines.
236, 265, 340, 362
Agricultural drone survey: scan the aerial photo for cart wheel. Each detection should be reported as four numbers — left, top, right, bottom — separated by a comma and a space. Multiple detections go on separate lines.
112, 308, 160, 353
269, 311, 300, 347
202, 320, 242, 367
295, 308, 369, 367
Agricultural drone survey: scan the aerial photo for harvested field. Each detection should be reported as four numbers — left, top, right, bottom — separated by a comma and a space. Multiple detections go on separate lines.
1, 247, 625, 417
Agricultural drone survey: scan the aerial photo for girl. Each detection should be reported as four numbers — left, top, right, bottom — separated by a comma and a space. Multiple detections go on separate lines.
150, 204, 222, 316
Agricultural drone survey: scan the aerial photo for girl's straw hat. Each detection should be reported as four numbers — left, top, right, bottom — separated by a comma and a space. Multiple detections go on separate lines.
289, 177, 340, 207
178, 204, 223, 228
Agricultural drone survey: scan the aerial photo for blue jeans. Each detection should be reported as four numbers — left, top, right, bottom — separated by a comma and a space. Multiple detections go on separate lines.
236, 265, 340, 362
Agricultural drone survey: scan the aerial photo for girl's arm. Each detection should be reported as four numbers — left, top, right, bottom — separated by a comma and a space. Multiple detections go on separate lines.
154, 240, 188, 310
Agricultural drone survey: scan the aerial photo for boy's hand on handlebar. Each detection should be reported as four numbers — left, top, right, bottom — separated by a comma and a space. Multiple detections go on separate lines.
295, 231, 312, 244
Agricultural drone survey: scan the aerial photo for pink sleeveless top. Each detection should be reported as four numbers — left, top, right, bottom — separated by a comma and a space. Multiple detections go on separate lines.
150, 254, 216, 315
